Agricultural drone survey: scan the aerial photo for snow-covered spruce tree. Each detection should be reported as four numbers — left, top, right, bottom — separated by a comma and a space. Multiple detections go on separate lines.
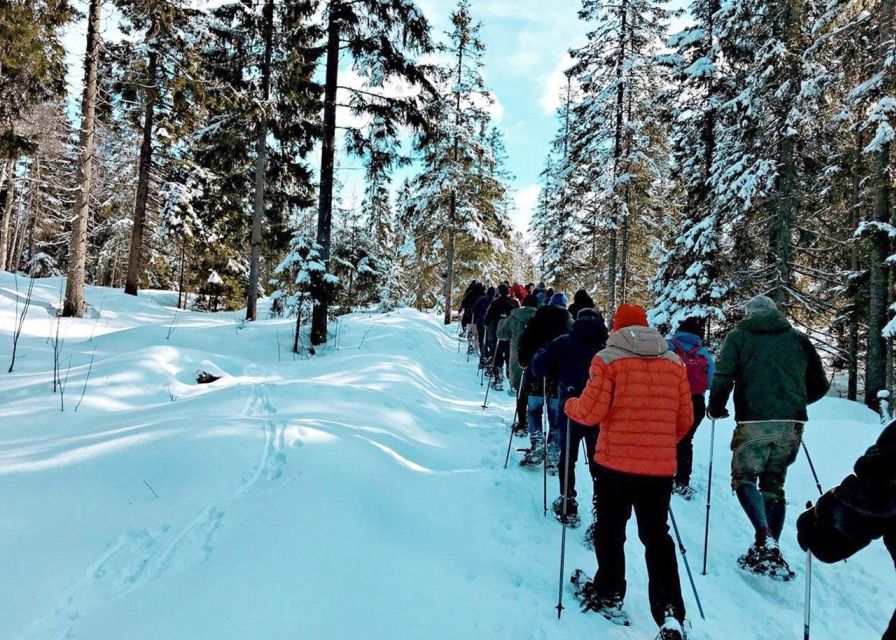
566, 0, 672, 310
403, 0, 512, 318
649, 0, 732, 332
191, 0, 320, 312
310, 0, 434, 343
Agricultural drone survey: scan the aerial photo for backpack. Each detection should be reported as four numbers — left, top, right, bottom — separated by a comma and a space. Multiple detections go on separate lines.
670, 339, 709, 394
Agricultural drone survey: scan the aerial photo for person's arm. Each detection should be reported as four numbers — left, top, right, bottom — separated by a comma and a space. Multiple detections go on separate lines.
676, 368, 695, 441
531, 345, 550, 379
800, 333, 830, 404
518, 319, 538, 366
798, 423, 896, 563
707, 332, 737, 418
564, 356, 614, 427
703, 348, 716, 389
497, 315, 513, 341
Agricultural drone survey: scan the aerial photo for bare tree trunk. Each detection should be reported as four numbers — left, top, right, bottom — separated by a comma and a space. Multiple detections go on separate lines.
311, 3, 341, 345
246, 0, 274, 321
847, 139, 862, 401
63, 0, 102, 317
864, 0, 894, 409
124, 47, 159, 297
0, 163, 14, 271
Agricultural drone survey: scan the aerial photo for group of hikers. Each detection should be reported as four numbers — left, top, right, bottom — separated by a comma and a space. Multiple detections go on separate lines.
457, 280, 896, 640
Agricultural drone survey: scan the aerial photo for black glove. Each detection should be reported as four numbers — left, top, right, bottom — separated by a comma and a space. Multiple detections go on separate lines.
796, 499, 869, 564
706, 407, 729, 420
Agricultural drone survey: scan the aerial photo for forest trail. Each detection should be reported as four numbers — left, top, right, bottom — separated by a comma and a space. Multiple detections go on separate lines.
1, 274, 892, 640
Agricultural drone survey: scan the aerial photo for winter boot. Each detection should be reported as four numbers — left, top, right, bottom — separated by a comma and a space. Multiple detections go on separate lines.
490, 370, 504, 391
760, 536, 795, 580
511, 421, 528, 438
519, 446, 546, 468
552, 496, 581, 528
583, 506, 598, 550
570, 570, 630, 626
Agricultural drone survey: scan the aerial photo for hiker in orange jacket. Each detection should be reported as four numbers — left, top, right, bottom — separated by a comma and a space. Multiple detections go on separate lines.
565, 304, 693, 639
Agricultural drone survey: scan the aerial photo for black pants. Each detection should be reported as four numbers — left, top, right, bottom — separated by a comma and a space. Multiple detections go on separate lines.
593, 466, 685, 626
558, 421, 599, 500
494, 340, 510, 372
675, 394, 706, 486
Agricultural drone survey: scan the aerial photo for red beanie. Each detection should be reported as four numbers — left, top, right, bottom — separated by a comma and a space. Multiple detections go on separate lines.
612, 304, 649, 332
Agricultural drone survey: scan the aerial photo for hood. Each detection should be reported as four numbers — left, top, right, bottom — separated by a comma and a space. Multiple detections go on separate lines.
573, 289, 593, 307
512, 306, 537, 321
485, 286, 496, 299
549, 292, 569, 307
606, 325, 669, 357
738, 309, 791, 334
670, 331, 704, 350
571, 315, 608, 342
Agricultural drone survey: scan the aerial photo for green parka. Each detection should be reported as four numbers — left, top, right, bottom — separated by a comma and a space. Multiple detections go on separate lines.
708, 310, 829, 423
497, 305, 537, 390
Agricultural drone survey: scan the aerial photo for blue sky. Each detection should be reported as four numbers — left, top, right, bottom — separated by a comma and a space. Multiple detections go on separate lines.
62, 1, 654, 232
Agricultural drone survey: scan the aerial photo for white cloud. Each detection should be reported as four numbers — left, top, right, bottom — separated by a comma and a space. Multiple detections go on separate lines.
511, 184, 540, 232
540, 54, 575, 116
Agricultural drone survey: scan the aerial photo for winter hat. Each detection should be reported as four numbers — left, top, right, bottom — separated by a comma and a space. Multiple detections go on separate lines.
549, 292, 568, 308
677, 316, 705, 337
573, 289, 594, 307
744, 295, 777, 316
577, 308, 600, 320
611, 304, 649, 332
498, 283, 510, 296
523, 294, 539, 308
486, 286, 496, 298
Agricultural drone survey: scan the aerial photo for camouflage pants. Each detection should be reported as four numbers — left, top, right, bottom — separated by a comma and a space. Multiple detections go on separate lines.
730, 421, 803, 502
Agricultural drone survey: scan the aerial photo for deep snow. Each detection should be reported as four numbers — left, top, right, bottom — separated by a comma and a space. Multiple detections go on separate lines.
1, 273, 892, 640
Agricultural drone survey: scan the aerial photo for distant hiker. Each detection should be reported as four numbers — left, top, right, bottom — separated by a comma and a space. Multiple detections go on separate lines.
510, 283, 528, 306
525, 282, 535, 295
484, 284, 520, 390
543, 287, 555, 307
460, 280, 484, 333
666, 316, 715, 500
532, 307, 608, 530
565, 304, 693, 639
567, 289, 596, 320
707, 295, 829, 579
517, 292, 573, 469
498, 294, 539, 435
797, 420, 896, 639
472, 286, 495, 360
534, 282, 547, 307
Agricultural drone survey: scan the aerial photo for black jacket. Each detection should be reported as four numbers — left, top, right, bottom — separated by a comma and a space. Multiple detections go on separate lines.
798, 421, 896, 638
484, 294, 520, 333
531, 314, 608, 401
567, 290, 596, 321
518, 305, 573, 395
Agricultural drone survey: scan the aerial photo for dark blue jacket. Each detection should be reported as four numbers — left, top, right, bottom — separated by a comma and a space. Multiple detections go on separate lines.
472, 288, 495, 326
531, 314, 608, 404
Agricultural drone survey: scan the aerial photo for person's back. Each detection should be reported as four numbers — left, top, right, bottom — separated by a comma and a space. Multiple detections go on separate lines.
708, 295, 829, 580
564, 305, 692, 638
534, 310, 608, 396
518, 293, 573, 368
498, 296, 538, 391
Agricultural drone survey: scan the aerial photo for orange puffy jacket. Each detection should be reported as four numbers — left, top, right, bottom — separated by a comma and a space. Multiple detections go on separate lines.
564, 325, 694, 477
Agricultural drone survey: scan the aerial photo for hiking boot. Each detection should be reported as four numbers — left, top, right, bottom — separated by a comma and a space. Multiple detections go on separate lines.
519, 447, 546, 468
511, 421, 528, 438
738, 537, 794, 581
490, 376, 504, 391
583, 520, 597, 550
673, 482, 697, 501
552, 496, 581, 528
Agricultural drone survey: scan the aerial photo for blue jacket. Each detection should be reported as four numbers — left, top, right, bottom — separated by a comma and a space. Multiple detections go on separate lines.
666, 330, 715, 390
531, 314, 609, 401
472, 288, 495, 326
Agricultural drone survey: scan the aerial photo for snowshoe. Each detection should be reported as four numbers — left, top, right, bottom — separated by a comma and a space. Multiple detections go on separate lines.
511, 421, 528, 438
519, 447, 546, 468
737, 539, 795, 582
552, 496, 581, 528
672, 482, 697, 501
490, 375, 504, 391
657, 614, 687, 640
546, 458, 559, 476
582, 520, 597, 550
570, 570, 631, 626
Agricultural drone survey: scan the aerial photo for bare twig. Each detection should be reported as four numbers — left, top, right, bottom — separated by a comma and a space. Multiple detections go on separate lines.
59, 356, 73, 412
74, 346, 97, 412
166, 311, 180, 341
143, 480, 159, 498
8, 274, 36, 373
88, 297, 107, 342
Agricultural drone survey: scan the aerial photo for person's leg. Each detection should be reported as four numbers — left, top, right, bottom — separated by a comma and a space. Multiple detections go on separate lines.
760, 422, 803, 540
546, 397, 561, 460
515, 386, 528, 429
559, 424, 584, 499
675, 395, 705, 487
731, 423, 775, 539
633, 475, 685, 626
527, 394, 545, 449
593, 466, 632, 602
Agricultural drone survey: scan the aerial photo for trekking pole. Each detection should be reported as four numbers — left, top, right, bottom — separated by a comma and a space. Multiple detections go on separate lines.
804, 501, 814, 640
702, 418, 716, 575
669, 507, 706, 621
543, 377, 549, 517
801, 441, 824, 497
504, 370, 526, 469
482, 346, 500, 409
556, 409, 575, 619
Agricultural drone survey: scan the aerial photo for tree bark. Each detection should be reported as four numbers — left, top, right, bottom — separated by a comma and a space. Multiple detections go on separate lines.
864, 0, 894, 409
607, 0, 628, 313
847, 139, 862, 401
443, 34, 465, 326
246, 0, 274, 321
63, 0, 102, 317
0, 162, 14, 271
124, 47, 159, 297
311, 3, 341, 345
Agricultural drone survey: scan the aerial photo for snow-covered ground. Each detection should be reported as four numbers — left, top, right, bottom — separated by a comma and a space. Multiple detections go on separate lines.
1, 274, 892, 640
